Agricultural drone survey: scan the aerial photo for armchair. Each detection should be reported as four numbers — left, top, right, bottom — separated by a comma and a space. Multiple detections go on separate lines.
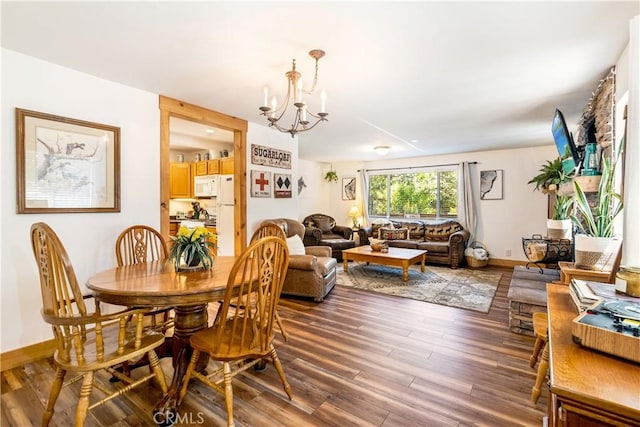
262, 218, 337, 301
302, 213, 356, 261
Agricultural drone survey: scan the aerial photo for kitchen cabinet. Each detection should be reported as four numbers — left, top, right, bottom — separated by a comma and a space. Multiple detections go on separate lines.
194, 160, 221, 175
194, 161, 208, 176
207, 160, 219, 174
169, 162, 192, 198
220, 157, 234, 174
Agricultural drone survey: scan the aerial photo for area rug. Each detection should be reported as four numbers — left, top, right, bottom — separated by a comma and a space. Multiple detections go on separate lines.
337, 263, 501, 313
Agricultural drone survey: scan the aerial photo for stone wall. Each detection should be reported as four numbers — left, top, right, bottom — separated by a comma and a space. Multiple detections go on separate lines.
575, 67, 616, 162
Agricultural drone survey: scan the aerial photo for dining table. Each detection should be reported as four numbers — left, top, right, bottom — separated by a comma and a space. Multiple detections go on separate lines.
86, 257, 237, 425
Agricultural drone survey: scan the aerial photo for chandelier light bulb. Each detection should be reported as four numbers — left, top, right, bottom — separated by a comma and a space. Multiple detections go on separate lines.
321, 89, 327, 113
263, 87, 269, 107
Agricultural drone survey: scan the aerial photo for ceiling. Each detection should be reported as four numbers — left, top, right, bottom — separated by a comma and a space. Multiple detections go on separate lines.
170, 117, 234, 151
2, 2, 638, 162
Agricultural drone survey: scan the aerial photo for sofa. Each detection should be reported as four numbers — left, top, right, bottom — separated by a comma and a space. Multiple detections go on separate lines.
302, 213, 355, 261
357, 219, 470, 268
261, 218, 337, 302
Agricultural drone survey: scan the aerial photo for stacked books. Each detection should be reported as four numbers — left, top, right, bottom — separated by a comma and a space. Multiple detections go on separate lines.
569, 279, 602, 311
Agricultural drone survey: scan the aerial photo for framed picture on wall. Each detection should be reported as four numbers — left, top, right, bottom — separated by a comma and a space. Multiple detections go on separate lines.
480, 169, 503, 200
342, 177, 356, 200
16, 108, 120, 213
250, 170, 272, 198
274, 173, 292, 198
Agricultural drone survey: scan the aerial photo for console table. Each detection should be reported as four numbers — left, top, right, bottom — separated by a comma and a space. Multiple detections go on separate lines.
546, 284, 640, 426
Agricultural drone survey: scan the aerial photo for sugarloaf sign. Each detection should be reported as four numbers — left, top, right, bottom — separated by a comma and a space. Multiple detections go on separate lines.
251, 144, 291, 169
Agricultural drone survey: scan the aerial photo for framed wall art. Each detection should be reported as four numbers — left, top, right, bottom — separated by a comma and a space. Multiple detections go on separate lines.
250, 170, 272, 198
16, 108, 120, 213
274, 173, 292, 198
480, 169, 503, 200
342, 177, 356, 200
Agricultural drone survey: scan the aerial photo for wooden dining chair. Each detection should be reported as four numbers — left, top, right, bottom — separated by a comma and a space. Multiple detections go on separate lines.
30, 222, 168, 426
115, 224, 174, 333
250, 223, 289, 341
178, 236, 292, 427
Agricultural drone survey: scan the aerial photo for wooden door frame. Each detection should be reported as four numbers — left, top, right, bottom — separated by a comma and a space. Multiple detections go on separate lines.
159, 95, 247, 255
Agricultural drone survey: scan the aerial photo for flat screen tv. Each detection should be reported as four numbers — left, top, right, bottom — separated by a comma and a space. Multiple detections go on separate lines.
551, 108, 580, 175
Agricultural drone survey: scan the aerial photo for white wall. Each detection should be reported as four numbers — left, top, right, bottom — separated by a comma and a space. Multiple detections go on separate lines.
297, 159, 331, 219
245, 122, 299, 238
317, 146, 558, 262
1, 49, 162, 352
621, 17, 640, 266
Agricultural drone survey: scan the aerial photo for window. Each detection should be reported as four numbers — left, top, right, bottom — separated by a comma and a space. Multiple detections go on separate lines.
367, 168, 458, 219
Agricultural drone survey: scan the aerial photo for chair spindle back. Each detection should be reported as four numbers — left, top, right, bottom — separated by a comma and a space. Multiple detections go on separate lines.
115, 225, 168, 267
213, 237, 289, 357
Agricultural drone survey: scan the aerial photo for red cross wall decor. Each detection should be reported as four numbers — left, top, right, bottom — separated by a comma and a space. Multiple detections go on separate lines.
251, 170, 272, 198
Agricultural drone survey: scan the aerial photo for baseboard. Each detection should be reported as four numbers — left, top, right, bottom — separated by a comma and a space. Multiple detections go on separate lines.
1, 339, 56, 372
487, 258, 528, 268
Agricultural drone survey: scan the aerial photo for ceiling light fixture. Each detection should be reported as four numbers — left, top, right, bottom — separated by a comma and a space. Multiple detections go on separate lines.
374, 145, 391, 156
259, 49, 328, 138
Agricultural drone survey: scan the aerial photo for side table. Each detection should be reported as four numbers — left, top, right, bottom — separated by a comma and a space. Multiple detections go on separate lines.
557, 261, 614, 284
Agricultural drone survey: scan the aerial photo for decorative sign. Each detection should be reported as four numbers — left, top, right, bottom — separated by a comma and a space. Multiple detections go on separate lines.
251, 144, 292, 169
251, 170, 272, 198
274, 174, 292, 198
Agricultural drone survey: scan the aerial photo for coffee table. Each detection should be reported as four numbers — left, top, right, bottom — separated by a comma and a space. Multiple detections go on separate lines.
342, 245, 427, 282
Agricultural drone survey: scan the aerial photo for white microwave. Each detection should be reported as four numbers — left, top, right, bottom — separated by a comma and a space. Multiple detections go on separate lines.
194, 175, 218, 198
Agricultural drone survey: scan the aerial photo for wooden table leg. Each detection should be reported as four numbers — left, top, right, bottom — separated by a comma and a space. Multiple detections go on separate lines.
420, 254, 426, 272
343, 256, 349, 272
153, 304, 209, 426
402, 260, 409, 282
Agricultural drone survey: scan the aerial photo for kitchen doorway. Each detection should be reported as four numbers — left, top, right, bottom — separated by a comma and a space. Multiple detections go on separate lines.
159, 95, 248, 255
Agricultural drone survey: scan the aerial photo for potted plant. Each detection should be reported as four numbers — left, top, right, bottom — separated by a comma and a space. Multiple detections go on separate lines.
571, 143, 623, 270
547, 193, 573, 240
324, 169, 338, 183
168, 226, 216, 271
528, 157, 572, 194
529, 157, 574, 239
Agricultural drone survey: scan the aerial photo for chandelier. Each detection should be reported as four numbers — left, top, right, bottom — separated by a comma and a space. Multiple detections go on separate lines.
259, 49, 328, 137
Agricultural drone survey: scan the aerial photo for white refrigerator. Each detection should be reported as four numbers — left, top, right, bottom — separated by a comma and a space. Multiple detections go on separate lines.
215, 174, 235, 256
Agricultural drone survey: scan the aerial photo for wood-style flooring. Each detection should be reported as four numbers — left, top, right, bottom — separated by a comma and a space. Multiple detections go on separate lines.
1, 266, 548, 426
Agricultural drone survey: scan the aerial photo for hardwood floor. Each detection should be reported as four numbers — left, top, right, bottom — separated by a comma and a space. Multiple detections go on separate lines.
1, 266, 547, 426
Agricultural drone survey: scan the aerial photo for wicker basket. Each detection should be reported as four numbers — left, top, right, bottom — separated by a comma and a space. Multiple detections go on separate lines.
465, 241, 489, 268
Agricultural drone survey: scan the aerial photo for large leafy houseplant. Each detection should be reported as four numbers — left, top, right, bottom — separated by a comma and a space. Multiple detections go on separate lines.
529, 157, 574, 239
571, 142, 623, 270
168, 226, 215, 271
571, 151, 623, 238
528, 157, 572, 194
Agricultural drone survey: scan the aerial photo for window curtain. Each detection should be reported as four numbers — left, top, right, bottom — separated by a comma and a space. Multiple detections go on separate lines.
457, 162, 476, 244
359, 169, 370, 227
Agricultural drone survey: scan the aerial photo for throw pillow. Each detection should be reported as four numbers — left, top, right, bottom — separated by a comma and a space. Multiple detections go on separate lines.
378, 227, 409, 240
285, 235, 306, 255
424, 221, 463, 241
314, 217, 333, 233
